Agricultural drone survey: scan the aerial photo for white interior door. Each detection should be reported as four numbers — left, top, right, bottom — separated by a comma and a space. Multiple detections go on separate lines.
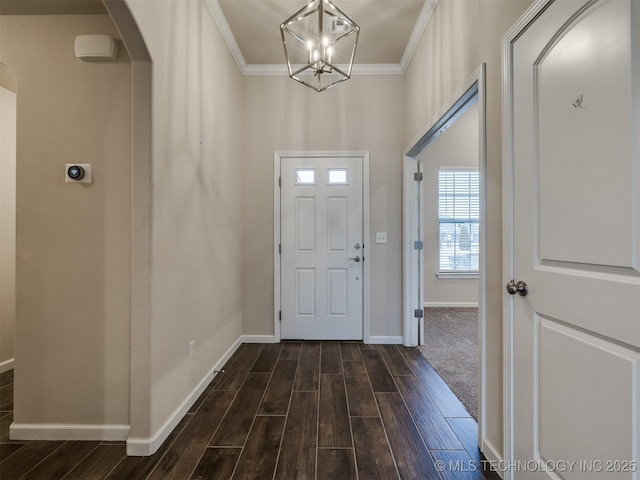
507, 0, 640, 477
280, 156, 363, 340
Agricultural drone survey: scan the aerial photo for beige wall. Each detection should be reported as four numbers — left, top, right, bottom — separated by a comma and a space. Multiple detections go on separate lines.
1, 73, 17, 369
0, 0, 534, 459
404, 0, 533, 457
421, 100, 479, 305
242, 74, 405, 339
0, 15, 132, 426
125, 0, 245, 442
1, 0, 245, 447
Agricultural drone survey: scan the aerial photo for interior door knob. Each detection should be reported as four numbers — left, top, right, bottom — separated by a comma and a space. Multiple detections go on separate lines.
506, 280, 528, 296
348, 256, 361, 263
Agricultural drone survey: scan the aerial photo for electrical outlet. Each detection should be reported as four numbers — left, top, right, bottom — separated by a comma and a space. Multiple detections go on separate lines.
189, 340, 196, 360
376, 232, 387, 244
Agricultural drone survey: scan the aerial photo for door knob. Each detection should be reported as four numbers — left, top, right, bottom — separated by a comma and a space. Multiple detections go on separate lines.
348, 256, 361, 263
506, 280, 528, 296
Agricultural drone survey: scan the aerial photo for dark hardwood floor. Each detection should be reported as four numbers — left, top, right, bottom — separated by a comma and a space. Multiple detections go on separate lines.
0, 343, 500, 479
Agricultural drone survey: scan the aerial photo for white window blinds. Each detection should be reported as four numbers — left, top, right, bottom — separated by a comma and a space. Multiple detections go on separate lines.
438, 168, 479, 273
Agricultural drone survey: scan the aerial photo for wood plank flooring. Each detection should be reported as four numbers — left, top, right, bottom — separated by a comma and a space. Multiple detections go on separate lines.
0, 343, 500, 479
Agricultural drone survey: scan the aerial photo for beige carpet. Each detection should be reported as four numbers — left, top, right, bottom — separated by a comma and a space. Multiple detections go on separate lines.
417, 307, 478, 419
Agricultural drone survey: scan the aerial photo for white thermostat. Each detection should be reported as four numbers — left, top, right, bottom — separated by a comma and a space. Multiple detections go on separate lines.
65, 164, 92, 183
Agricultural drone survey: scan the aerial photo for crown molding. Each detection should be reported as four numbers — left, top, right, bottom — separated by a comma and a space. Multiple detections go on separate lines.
243, 63, 404, 76
203, 0, 247, 73
353, 63, 405, 75
204, 0, 437, 77
243, 64, 289, 76
399, 0, 438, 72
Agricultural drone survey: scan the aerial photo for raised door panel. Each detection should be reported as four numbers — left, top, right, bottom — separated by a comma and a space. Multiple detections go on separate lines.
511, 0, 640, 476
536, 0, 635, 269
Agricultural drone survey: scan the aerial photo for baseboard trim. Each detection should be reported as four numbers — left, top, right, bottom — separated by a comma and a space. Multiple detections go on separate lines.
10, 423, 129, 441
424, 302, 479, 308
366, 336, 403, 344
126, 336, 243, 456
481, 437, 504, 479
0, 358, 14, 374
241, 335, 276, 343
241, 335, 402, 344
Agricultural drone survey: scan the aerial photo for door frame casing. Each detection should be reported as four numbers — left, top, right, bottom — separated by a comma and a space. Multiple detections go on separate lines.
402, 63, 487, 448
274, 151, 371, 343
502, 2, 553, 478
402, 154, 423, 348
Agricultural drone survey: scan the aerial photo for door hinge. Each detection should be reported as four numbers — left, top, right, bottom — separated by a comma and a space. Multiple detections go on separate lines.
414, 308, 424, 318
414, 172, 423, 181
413, 241, 423, 250
279, 310, 282, 321
279, 176, 281, 187
279, 243, 281, 254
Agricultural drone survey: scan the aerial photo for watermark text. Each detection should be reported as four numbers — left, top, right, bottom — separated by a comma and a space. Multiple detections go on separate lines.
434, 459, 637, 474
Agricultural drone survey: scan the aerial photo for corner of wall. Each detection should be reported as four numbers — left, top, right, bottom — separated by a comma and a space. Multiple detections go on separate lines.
126, 336, 242, 456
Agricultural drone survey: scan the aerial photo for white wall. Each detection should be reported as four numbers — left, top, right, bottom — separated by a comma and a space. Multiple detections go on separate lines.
1, 14, 132, 431
404, 0, 533, 459
2, 0, 245, 450
124, 0, 245, 449
0, 77, 16, 371
421, 100, 479, 306
242, 74, 405, 341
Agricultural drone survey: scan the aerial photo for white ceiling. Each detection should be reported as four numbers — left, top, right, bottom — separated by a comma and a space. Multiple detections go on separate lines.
0, 0, 106, 15
208, 0, 436, 74
0, 0, 436, 74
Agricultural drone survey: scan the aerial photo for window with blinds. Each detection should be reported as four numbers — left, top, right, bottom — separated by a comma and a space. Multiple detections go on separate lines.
438, 168, 479, 273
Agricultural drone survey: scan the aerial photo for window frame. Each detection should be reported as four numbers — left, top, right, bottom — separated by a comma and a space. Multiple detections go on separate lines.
437, 166, 479, 278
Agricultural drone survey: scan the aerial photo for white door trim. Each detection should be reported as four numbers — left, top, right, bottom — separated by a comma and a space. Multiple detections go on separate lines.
402, 63, 488, 450
502, 3, 553, 478
402, 154, 423, 348
274, 151, 371, 343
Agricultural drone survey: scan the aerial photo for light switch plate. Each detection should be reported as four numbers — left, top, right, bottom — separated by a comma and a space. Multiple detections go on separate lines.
376, 232, 387, 244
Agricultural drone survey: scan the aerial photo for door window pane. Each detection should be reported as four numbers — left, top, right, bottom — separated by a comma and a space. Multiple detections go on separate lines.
295, 169, 316, 185
328, 168, 348, 185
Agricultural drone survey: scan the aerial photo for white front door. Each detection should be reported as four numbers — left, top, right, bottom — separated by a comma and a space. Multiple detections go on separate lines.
507, 0, 640, 477
280, 156, 364, 340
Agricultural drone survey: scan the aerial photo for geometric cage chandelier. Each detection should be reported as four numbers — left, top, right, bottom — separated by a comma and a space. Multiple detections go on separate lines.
280, 0, 360, 92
